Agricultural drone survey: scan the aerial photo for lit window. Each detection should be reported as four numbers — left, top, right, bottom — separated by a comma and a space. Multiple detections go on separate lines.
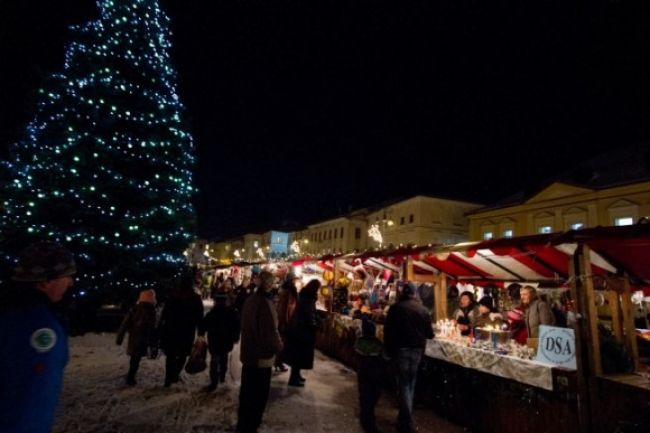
483, 231, 493, 240
503, 229, 513, 238
615, 217, 634, 226
539, 226, 552, 234
571, 223, 584, 230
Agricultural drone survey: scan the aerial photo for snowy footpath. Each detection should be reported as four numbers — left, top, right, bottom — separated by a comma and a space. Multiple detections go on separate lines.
54, 333, 466, 433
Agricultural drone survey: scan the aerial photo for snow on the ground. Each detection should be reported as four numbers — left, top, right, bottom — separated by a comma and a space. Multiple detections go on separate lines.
54, 333, 467, 433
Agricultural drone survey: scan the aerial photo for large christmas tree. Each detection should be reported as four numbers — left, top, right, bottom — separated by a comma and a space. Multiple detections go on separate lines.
1, 0, 195, 297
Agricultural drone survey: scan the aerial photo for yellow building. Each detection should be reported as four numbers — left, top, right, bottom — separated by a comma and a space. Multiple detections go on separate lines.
297, 210, 369, 256
242, 233, 262, 262
366, 195, 483, 249
207, 238, 244, 264
468, 180, 650, 241
289, 195, 482, 255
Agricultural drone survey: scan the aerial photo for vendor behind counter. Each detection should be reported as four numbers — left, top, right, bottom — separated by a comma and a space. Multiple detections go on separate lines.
520, 285, 555, 338
474, 296, 505, 329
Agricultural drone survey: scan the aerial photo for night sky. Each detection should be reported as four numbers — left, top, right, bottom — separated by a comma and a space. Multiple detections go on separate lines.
1, 0, 650, 239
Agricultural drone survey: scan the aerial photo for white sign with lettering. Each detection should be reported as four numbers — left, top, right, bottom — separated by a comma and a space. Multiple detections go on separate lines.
535, 325, 577, 370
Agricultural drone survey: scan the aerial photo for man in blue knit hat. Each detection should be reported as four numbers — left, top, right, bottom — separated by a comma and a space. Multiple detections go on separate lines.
0, 241, 76, 433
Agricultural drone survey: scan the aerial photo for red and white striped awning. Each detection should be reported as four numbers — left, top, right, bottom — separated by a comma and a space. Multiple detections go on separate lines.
413, 226, 650, 285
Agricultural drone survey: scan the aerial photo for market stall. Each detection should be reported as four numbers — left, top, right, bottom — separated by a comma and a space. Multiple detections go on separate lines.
312, 225, 650, 433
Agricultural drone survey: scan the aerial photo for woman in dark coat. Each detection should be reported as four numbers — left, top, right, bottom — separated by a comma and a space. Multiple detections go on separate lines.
116, 289, 158, 385
285, 279, 321, 387
275, 276, 300, 372
198, 291, 240, 391
158, 272, 204, 387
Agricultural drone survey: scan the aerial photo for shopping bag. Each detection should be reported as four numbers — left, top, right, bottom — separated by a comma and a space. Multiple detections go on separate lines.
184, 339, 208, 374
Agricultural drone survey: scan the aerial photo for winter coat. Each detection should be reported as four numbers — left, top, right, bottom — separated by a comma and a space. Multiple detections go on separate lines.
0, 287, 69, 433
284, 293, 318, 369
158, 290, 203, 357
383, 297, 434, 358
452, 304, 480, 336
474, 312, 505, 329
524, 299, 555, 338
233, 285, 253, 314
239, 290, 283, 367
116, 302, 157, 357
355, 336, 385, 379
199, 304, 240, 355
277, 285, 298, 332
507, 306, 528, 344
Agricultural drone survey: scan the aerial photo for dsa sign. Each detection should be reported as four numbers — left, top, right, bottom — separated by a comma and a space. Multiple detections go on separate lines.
535, 325, 577, 370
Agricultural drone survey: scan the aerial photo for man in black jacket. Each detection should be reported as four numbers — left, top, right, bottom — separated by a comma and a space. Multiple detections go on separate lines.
383, 282, 434, 433
198, 291, 240, 391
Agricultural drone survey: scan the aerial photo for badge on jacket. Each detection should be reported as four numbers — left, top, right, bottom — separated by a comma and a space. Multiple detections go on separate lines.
30, 328, 57, 353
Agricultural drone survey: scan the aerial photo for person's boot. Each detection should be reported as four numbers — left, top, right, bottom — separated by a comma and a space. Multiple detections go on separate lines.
361, 415, 379, 433
274, 363, 289, 372
288, 369, 304, 387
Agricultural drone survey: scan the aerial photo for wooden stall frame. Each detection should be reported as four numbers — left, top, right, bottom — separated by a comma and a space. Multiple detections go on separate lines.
569, 245, 592, 433
435, 273, 448, 322
605, 289, 623, 342
575, 244, 603, 376
620, 274, 640, 371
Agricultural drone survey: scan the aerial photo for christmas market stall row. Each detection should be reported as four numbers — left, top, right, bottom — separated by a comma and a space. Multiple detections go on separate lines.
197, 224, 650, 433
315, 224, 650, 433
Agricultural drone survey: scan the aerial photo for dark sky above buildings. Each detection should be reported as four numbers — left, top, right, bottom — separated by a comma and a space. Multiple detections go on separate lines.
1, 0, 649, 239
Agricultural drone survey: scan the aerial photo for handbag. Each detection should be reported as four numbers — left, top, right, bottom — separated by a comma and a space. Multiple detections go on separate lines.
184, 339, 208, 374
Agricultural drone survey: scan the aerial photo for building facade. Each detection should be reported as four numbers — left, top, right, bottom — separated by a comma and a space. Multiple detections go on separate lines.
366, 195, 483, 249
299, 212, 369, 256
262, 230, 289, 258
288, 195, 481, 256
468, 180, 650, 241
198, 195, 484, 261
242, 233, 263, 262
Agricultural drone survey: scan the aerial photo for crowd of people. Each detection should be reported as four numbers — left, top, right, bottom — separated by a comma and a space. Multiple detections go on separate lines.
2, 242, 421, 433
1, 240, 568, 433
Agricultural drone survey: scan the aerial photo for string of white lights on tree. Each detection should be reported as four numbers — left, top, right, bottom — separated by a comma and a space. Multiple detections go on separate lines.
1, 0, 196, 294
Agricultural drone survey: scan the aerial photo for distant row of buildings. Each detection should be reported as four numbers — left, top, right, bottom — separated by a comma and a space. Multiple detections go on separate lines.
187, 146, 650, 266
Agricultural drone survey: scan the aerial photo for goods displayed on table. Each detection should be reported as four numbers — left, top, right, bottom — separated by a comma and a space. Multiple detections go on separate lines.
434, 319, 536, 360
